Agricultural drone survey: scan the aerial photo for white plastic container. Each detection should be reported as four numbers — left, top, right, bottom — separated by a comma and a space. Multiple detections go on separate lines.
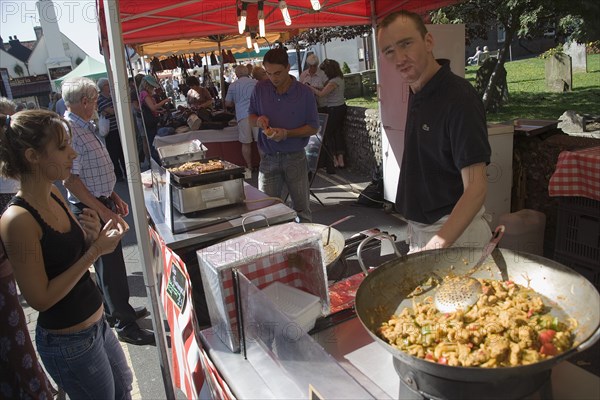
262, 282, 321, 333
498, 209, 546, 256
187, 113, 202, 130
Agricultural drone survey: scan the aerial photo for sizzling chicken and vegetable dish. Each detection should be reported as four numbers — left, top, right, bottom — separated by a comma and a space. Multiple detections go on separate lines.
379, 279, 576, 367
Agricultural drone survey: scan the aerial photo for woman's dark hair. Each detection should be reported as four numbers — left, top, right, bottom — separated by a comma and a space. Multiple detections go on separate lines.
186, 76, 200, 87
263, 48, 289, 67
320, 59, 343, 80
0, 110, 70, 179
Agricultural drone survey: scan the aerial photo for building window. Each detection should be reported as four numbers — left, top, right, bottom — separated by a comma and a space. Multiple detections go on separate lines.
497, 25, 506, 43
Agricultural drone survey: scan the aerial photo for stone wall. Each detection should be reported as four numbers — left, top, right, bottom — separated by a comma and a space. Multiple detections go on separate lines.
343, 106, 382, 175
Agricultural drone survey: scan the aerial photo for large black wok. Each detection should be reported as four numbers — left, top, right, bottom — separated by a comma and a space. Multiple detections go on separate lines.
354, 234, 600, 396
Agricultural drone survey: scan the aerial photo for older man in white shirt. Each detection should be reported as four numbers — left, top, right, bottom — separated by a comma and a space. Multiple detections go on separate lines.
300, 54, 328, 110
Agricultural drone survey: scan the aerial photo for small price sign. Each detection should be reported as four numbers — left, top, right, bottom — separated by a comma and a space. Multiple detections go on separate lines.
166, 259, 187, 311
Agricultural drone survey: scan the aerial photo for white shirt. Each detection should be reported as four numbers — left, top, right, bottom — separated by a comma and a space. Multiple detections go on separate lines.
225, 76, 257, 121
300, 68, 327, 108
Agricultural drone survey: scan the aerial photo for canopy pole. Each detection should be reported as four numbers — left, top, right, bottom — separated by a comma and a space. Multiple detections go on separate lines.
370, 0, 380, 79
218, 38, 225, 105
102, 1, 176, 398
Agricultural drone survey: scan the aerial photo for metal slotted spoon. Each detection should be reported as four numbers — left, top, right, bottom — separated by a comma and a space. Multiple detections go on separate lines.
434, 225, 506, 313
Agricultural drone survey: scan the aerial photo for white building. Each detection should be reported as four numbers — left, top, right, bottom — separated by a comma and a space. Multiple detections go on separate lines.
0, 0, 89, 107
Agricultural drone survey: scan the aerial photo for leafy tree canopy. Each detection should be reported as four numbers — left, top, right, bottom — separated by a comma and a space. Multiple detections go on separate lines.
431, 0, 599, 44
285, 25, 372, 49
431, 0, 599, 111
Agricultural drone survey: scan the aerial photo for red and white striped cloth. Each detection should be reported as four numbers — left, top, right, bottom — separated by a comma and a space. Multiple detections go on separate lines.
220, 247, 323, 343
150, 227, 205, 399
549, 146, 600, 201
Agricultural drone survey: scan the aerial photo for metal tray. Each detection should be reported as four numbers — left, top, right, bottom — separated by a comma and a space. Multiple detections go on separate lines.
168, 159, 245, 187
157, 139, 207, 167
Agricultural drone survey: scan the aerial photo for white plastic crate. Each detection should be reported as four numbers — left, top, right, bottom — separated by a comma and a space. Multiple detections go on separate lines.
262, 281, 321, 333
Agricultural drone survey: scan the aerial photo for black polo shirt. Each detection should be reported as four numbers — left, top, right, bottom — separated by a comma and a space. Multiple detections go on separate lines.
395, 63, 491, 224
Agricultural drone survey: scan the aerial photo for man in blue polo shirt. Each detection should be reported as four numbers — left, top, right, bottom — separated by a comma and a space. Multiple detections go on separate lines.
249, 48, 320, 222
377, 11, 492, 253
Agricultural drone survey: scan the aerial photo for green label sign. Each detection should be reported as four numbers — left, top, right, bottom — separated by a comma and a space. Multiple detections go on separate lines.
166, 260, 187, 311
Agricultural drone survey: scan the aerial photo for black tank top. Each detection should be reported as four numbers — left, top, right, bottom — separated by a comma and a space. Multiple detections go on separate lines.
9, 193, 102, 329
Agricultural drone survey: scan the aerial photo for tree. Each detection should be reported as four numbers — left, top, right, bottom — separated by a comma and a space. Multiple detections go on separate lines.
286, 25, 372, 47
13, 64, 24, 77
431, 0, 600, 111
284, 26, 372, 74
342, 62, 351, 73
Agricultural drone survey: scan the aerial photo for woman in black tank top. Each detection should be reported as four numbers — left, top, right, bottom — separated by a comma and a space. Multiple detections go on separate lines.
0, 110, 132, 399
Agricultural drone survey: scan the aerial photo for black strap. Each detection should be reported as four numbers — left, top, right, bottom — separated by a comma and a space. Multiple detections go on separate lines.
9, 193, 73, 232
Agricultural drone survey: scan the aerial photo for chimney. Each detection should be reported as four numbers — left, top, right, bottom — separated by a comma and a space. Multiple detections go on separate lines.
34, 26, 43, 41
36, 0, 68, 59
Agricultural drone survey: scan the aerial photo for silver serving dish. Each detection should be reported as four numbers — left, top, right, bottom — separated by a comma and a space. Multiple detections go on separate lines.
157, 139, 207, 167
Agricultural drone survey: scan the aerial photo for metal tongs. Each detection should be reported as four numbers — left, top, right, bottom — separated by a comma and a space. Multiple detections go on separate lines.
324, 215, 354, 245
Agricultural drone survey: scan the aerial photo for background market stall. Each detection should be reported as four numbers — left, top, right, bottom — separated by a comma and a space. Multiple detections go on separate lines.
52, 55, 107, 88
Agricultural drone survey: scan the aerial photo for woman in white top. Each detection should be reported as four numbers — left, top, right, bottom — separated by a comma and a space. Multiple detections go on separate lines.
308, 59, 347, 172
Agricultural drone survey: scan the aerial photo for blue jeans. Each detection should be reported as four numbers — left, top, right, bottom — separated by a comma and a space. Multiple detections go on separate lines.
36, 318, 133, 400
259, 150, 311, 222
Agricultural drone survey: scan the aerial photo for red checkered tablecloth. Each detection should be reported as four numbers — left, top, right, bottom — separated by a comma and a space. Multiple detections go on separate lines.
549, 146, 600, 201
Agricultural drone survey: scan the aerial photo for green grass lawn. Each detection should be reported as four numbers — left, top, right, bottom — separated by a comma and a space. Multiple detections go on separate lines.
347, 54, 600, 123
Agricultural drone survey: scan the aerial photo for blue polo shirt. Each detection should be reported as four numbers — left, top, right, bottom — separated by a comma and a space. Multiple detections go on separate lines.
249, 77, 319, 154
395, 63, 491, 224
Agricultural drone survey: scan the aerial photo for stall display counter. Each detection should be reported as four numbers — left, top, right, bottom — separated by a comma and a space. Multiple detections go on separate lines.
144, 182, 296, 251
199, 316, 600, 399
146, 181, 298, 399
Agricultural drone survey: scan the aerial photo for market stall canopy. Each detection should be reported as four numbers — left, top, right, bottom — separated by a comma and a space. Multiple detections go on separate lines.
111, 0, 461, 45
53, 56, 107, 87
137, 32, 282, 57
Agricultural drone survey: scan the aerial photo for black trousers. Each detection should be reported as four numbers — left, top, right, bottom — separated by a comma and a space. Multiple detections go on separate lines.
105, 130, 126, 179
324, 104, 347, 156
70, 199, 136, 332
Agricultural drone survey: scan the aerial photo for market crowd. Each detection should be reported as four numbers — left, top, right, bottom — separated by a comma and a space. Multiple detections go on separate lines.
0, 9, 492, 398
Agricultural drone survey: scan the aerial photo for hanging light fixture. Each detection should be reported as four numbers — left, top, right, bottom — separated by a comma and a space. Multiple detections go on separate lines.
258, 1, 266, 37
238, 3, 248, 35
310, 0, 321, 11
253, 40, 260, 53
278, 0, 292, 26
246, 32, 252, 49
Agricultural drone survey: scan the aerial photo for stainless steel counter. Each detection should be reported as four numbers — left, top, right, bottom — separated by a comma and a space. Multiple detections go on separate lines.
144, 182, 297, 251
200, 317, 600, 399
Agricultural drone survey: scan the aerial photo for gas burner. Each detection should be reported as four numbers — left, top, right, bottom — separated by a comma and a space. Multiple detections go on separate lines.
393, 357, 554, 400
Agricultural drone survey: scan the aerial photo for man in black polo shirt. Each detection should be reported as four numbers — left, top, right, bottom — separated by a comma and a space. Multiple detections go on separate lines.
377, 11, 492, 253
